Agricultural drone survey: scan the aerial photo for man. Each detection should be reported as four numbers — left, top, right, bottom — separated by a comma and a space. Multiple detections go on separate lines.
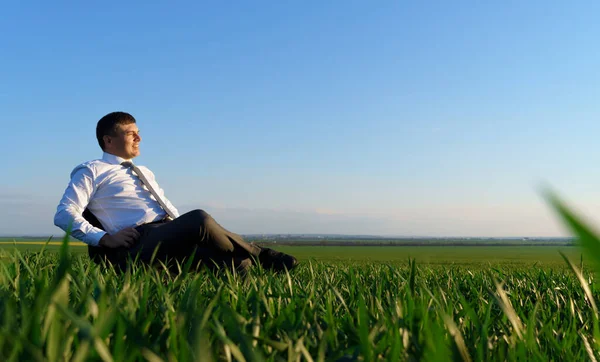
54, 111, 298, 273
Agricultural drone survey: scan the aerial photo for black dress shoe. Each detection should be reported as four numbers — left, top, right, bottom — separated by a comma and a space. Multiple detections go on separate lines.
259, 247, 299, 272
235, 257, 253, 274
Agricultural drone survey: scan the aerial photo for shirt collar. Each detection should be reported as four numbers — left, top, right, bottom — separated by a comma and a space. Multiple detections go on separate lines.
102, 152, 132, 165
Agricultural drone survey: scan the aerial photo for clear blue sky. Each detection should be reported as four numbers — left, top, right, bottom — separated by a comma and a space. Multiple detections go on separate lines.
1, 1, 599, 237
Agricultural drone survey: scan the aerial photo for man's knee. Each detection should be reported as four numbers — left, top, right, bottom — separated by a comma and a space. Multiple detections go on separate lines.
189, 209, 212, 227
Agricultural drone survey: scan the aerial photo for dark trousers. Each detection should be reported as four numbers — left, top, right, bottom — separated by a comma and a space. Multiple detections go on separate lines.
89, 209, 261, 271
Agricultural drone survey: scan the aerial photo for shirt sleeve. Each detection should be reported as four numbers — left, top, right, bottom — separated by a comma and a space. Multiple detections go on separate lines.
54, 165, 107, 246
144, 167, 180, 218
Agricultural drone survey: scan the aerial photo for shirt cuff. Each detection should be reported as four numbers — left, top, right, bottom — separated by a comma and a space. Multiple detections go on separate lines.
85, 229, 107, 247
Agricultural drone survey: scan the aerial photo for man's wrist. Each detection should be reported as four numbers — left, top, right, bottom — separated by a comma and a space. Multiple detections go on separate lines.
86, 230, 107, 247
99, 234, 111, 247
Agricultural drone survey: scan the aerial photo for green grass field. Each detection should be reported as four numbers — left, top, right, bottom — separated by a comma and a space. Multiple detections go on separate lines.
0, 237, 598, 361
276, 245, 583, 267
0, 240, 584, 268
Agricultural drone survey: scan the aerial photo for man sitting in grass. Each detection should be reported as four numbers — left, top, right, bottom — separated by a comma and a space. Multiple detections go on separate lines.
54, 111, 298, 273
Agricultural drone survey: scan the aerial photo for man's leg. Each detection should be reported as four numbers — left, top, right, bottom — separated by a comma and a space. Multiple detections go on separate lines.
127, 210, 257, 268
128, 209, 297, 271
183, 209, 299, 271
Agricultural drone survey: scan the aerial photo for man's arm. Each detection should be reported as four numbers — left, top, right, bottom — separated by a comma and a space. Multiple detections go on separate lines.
54, 165, 107, 246
54, 165, 140, 248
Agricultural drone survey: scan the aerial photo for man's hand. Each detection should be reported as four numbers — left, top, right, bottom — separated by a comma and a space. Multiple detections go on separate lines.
99, 227, 140, 248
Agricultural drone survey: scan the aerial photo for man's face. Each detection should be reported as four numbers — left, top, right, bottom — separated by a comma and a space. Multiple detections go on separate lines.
104, 123, 141, 159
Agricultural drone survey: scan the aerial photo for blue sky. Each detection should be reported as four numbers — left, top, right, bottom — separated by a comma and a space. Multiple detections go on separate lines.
1, 1, 599, 237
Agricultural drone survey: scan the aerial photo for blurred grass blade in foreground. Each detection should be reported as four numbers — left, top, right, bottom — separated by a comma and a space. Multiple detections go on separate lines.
544, 189, 600, 270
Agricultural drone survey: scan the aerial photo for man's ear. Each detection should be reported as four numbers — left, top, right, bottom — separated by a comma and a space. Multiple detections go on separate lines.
103, 135, 112, 147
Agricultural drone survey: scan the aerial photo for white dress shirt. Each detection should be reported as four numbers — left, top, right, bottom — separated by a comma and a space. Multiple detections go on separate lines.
54, 152, 180, 246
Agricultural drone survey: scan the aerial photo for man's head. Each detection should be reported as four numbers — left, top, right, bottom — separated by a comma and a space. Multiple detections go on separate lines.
96, 112, 141, 159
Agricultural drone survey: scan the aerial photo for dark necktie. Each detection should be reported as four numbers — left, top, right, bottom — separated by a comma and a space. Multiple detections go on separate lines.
121, 161, 177, 220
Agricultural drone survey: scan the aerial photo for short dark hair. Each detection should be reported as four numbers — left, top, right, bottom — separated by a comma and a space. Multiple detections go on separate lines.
96, 112, 136, 150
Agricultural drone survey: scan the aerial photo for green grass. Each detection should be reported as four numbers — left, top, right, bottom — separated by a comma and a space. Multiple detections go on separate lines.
0, 241, 584, 267
276, 245, 583, 267
0, 239, 598, 361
